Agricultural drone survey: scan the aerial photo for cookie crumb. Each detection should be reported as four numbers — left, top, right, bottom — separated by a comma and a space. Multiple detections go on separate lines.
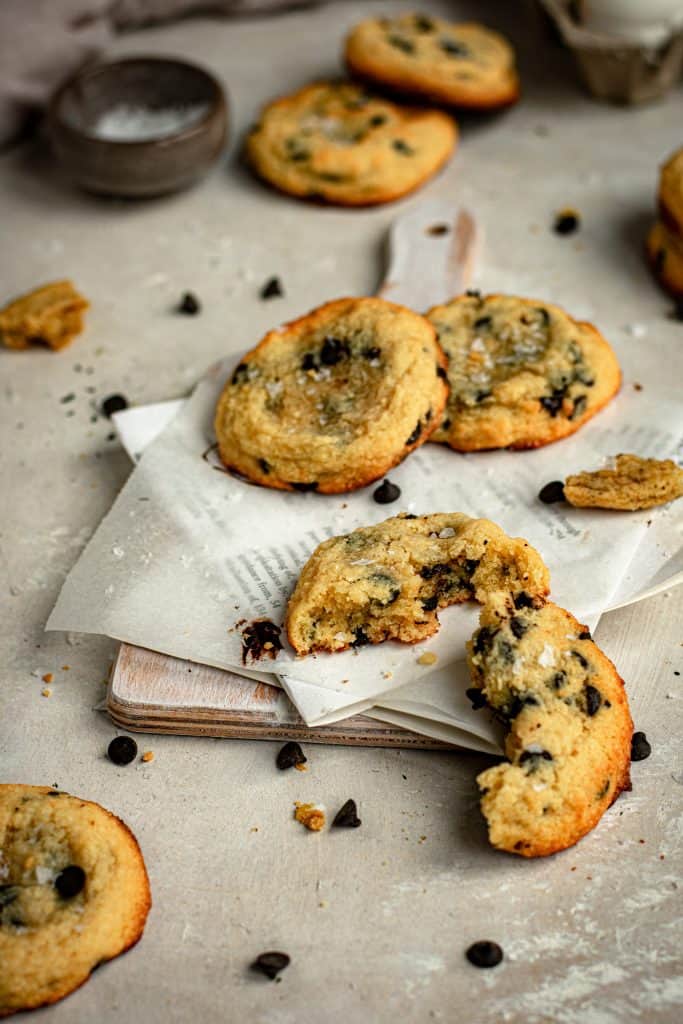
294, 762, 308, 772
417, 651, 438, 666
141, 750, 154, 763
41, 688, 52, 697
260, 276, 284, 300
178, 292, 201, 315
42, 673, 54, 684
294, 802, 325, 831
633, 382, 643, 391
61, 665, 70, 671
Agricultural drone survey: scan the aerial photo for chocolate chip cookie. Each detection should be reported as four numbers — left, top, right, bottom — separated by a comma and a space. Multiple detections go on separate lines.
646, 220, 683, 298
286, 512, 550, 655
467, 596, 633, 857
426, 293, 621, 451
345, 13, 519, 110
0, 281, 89, 351
0, 785, 150, 1018
658, 146, 683, 236
564, 454, 683, 511
214, 297, 448, 493
245, 80, 457, 206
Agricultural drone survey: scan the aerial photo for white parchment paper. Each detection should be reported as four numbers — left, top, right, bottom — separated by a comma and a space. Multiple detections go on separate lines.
47, 356, 683, 734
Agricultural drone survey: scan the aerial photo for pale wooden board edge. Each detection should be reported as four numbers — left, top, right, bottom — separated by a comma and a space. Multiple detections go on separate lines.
107, 642, 451, 749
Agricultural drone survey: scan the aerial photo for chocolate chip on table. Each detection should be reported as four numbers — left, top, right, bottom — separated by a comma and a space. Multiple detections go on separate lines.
55, 865, 86, 899
260, 277, 284, 300
108, 735, 138, 766
631, 731, 651, 762
332, 798, 361, 828
373, 479, 401, 504
553, 210, 580, 235
538, 480, 565, 504
178, 291, 201, 315
101, 394, 128, 418
251, 951, 290, 980
276, 741, 307, 771
466, 941, 503, 968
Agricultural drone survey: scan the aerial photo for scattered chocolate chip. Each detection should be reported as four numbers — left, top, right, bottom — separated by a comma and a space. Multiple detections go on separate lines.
509, 616, 528, 639
101, 394, 128, 418
60, 393, 76, 404
276, 741, 307, 771
405, 421, 422, 446
553, 211, 580, 235
421, 595, 439, 612
578, 629, 591, 640
289, 481, 318, 492
55, 865, 86, 899
320, 336, 349, 365
241, 619, 283, 665
178, 291, 200, 315
373, 479, 401, 504
631, 731, 651, 762
584, 684, 602, 716
540, 391, 565, 417
251, 951, 290, 980
260, 277, 284, 300
332, 798, 361, 828
466, 687, 487, 710
538, 480, 565, 504
393, 139, 414, 156
466, 941, 503, 968
426, 223, 450, 236
108, 735, 138, 766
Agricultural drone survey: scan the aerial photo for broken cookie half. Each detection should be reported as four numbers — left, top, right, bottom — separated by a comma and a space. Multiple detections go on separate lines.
563, 453, 683, 511
285, 512, 549, 655
0, 281, 89, 351
467, 595, 633, 858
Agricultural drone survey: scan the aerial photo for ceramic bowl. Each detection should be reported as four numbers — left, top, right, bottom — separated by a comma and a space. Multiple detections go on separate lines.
48, 57, 228, 198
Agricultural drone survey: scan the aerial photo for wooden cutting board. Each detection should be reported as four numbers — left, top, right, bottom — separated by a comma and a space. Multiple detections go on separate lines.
106, 203, 478, 750
107, 643, 450, 748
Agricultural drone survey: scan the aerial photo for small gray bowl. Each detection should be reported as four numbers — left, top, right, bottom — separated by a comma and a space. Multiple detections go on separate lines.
48, 57, 228, 197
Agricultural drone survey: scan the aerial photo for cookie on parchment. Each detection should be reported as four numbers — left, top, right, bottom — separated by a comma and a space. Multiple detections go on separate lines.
245, 80, 457, 207
214, 297, 448, 494
0, 785, 151, 1018
345, 13, 519, 111
658, 146, 683, 235
467, 596, 633, 858
286, 512, 550, 655
426, 293, 621, 451
646, 220, 683, 298
0, 281, 89, 351
564, 454, 683, 511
